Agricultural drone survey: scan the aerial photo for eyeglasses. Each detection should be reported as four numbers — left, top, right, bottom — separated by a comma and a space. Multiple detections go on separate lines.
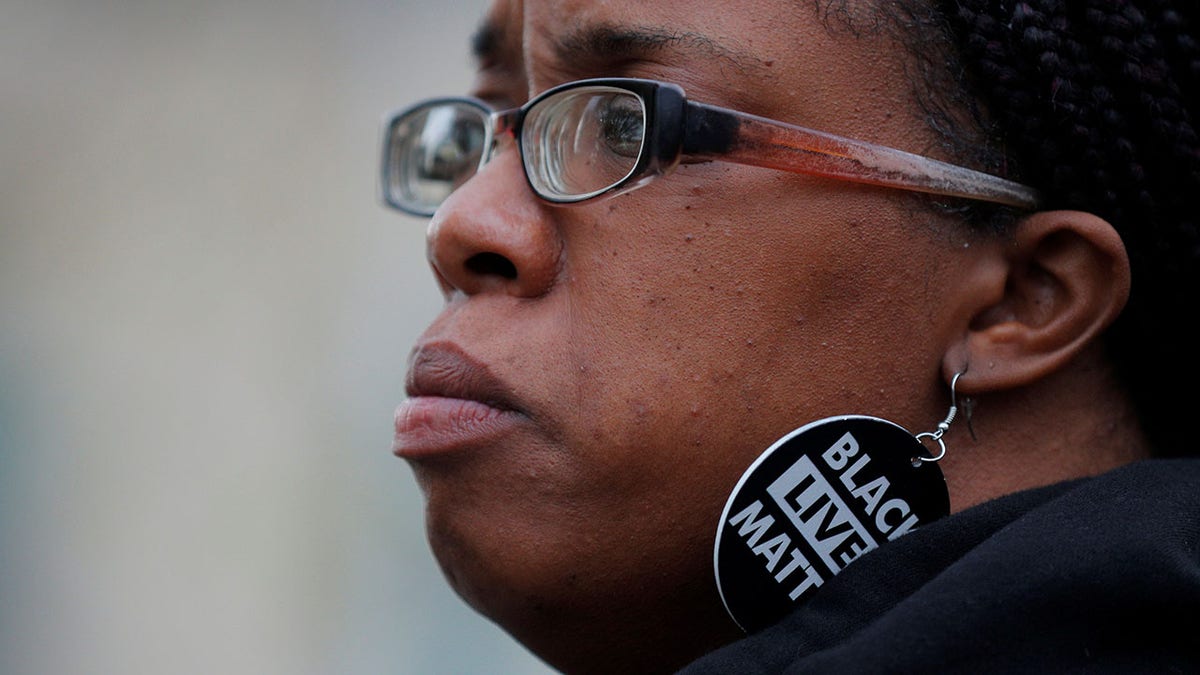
379, 77, 1040, 217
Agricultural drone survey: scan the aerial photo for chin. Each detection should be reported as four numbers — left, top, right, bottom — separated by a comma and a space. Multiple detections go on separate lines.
421, 491, 743, 675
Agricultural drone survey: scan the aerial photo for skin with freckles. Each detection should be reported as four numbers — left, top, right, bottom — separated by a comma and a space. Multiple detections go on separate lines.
394, 0, 1149, 672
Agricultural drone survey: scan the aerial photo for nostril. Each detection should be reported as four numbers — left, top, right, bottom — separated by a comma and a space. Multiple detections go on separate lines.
464, 251, 518, 280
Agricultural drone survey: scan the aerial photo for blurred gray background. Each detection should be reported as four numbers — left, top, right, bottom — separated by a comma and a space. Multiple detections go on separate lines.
0, 1, 556, 673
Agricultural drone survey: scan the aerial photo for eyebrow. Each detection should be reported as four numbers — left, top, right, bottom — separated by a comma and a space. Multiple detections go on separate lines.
470, 20, 504, 66
550, 23, 754, 72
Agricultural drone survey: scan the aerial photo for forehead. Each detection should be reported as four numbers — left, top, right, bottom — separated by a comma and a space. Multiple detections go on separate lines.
472, 0, 914, 131
478, 0, 803, 79
521, 0, 783, 52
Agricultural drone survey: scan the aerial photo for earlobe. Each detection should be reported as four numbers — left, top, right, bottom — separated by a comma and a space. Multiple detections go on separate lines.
946, 210, 1131, 393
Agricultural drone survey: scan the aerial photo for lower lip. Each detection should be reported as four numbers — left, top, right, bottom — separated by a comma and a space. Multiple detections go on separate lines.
393, 396, 523, 458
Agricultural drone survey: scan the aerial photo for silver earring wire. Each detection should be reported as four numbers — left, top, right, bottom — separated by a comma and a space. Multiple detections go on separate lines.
913, 371, 965, 465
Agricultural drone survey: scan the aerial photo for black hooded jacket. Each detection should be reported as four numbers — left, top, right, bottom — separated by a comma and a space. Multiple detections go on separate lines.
680, 459, 1200, 674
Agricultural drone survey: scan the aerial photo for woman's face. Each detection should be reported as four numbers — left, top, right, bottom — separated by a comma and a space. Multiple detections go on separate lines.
394, 0, 978, 670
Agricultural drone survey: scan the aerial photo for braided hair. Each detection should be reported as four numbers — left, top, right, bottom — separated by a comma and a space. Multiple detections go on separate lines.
897, 0, 1198, 456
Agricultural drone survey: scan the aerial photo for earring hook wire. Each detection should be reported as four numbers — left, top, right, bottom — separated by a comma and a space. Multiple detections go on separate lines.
914, 370, 965, 464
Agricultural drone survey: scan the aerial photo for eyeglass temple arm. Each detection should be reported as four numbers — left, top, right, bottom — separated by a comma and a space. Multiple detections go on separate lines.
680, 102, 1040, 209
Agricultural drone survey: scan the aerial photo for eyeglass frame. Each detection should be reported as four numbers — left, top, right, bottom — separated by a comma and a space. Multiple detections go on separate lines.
379, 77, 1040, 217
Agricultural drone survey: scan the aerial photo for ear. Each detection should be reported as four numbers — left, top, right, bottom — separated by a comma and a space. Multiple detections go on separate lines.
944, 210, 1131, 393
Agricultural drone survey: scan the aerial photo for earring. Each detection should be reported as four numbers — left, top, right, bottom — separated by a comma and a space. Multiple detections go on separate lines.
713, 373, 964, 633
914, 370, 966, 464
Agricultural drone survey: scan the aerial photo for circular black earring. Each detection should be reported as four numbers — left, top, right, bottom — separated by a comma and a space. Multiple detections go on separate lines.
713, 372, 965, 633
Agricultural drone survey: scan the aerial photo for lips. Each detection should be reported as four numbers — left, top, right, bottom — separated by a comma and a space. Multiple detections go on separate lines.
393, 343, 527, 458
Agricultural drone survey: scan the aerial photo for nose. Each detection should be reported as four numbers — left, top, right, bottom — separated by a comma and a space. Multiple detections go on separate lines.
425, 149, 562, 299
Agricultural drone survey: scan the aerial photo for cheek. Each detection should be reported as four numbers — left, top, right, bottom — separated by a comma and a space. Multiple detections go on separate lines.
550, 209, 809, 482
554, 181, 942, 476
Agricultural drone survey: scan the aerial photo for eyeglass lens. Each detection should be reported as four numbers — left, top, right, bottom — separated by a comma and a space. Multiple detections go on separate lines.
386, 86, 648, 214
522, 86, 646, 201
386, 102, 489, 215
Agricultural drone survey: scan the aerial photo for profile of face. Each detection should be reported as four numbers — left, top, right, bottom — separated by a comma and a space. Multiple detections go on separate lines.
393, 0, 1003, 671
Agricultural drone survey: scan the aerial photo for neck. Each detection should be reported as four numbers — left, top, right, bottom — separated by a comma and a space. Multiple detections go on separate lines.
941, 345, 1150, 512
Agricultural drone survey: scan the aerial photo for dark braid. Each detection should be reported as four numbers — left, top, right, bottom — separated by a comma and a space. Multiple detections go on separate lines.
914, 0, 1199, 455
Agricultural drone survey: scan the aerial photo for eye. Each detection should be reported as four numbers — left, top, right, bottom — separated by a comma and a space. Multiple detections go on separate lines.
596, 94, 645, 159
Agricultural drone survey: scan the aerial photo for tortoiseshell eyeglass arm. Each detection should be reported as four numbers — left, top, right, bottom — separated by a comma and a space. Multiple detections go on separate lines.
680, 101, 1040, 209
